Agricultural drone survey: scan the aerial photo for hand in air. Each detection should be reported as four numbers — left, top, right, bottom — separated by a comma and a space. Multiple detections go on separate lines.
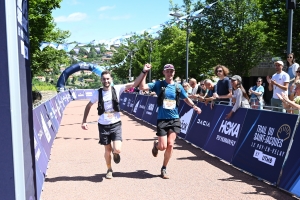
143, 63, 152, 72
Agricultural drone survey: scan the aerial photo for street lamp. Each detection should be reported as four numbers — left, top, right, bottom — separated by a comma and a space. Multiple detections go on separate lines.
128, 48, 138, 81
145, 37, 160, 82
170, 12, 205, 82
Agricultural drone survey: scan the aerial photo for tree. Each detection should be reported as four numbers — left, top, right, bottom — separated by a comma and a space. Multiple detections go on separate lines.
189, 0, 268, 76
29, 0, 71, 76
259, 0, 300, 60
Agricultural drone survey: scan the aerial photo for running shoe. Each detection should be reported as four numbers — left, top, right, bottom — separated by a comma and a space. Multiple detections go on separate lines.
152, 140, 158, 157
106, 169, 113, 179
161, 168, 169, 179
113, 153, 121, 164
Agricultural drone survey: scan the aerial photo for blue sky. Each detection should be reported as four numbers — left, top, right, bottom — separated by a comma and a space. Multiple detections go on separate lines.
52, 0, 184, 43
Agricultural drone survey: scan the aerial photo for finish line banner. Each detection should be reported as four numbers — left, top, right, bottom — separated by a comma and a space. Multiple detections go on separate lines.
232, 109, 297, 184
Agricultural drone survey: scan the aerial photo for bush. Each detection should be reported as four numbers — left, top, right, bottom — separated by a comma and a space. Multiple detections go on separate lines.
32, 79, 56, 91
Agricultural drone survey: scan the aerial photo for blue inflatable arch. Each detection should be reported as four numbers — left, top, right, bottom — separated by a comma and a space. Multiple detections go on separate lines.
56, 62, 104, 92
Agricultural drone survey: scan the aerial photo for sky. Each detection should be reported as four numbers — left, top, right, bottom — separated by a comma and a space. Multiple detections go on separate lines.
52, 0, 185, 43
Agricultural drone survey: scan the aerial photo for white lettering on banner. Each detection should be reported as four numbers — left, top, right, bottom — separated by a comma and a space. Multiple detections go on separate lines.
35, 148, 41, 162
133, 101, 140, 113
253, 150, 276, 166
250, 124, 290, 158
197, 119, 210, 127
146, 111, 152, 115
34, 137, 37, 149
130, 103, 134, 108
55, 101, 61, 117
147, 104, 154, 111
40, 113, 51, 143
78, 94, 84, 97
139, 105, 145, 109
218, 120, 240, 138
85, 92, 93, 97
180, 109, 194, 134
216, 135, 236, 146
38, 129, 43, 140
79, 62, 89, 69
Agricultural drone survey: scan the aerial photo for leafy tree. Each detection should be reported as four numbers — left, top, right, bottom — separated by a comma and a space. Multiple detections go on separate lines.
259, 0, 300, 60
190, 0, 268, 76
29, 0, 71, 76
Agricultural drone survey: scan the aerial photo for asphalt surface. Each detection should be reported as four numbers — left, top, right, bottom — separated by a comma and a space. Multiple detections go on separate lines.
41, 100, 296, 200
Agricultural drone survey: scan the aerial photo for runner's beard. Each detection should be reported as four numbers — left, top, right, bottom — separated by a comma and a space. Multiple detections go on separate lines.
103, 82, 111, 88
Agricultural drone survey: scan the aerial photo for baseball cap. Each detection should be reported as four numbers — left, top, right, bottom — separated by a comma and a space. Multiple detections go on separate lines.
164, 64, 175, 71
274, 60, 284, 66
231, 75, 242, 82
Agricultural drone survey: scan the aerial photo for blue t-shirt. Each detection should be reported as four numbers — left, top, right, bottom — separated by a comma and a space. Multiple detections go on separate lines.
250, 85, 264, 99
148, 80, 188, 119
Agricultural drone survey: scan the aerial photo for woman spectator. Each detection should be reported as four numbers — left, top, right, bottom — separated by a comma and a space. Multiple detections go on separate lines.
249, 77, 264, 110
225, 75, 250, 119
287, 53, 299, 99
277, 80, 300, 114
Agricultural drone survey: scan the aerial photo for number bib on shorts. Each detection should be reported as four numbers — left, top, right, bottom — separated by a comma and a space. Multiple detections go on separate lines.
104, 112, 115, 120
163, 99, 176, 110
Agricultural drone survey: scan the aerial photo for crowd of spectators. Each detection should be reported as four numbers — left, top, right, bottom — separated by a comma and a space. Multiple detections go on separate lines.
124, 53, 300, 115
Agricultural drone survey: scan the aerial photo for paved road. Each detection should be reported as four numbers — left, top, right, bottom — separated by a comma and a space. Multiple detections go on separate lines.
41, 100, 296, 200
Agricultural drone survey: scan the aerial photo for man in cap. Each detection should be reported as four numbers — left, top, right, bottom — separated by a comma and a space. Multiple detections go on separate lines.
267, 60, 290, 112
133, 63, 202, 179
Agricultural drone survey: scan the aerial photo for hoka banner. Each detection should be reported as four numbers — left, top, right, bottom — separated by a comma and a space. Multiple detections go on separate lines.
203, 106, 247, 163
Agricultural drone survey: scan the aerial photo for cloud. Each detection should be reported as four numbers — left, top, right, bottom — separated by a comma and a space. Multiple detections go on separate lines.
99, 14, 131, 20
98, 5, 115, 11
54, 12, 87, 22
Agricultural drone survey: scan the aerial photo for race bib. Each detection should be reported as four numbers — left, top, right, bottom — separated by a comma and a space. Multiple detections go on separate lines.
104, 112, 115, 120
163, 99, 176, 110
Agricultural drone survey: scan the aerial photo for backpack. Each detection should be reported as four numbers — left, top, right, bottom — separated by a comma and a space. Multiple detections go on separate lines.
97, 86, 120, 115
157, 81, 181, 107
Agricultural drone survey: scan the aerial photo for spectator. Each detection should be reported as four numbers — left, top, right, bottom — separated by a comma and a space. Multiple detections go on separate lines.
198, 81, 208, 101
267, 60, 290, 112
188, 78, 201, 101
203, 79, 216, 109
212, 65, 232, 105
249, 77, 264, 110
225, 75, 250, 119
182, 82, 192, 94
287, 53, 299, 100
277, 80, 300, 114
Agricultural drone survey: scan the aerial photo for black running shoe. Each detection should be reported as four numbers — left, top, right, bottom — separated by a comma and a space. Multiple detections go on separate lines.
113, 153, 120, 164
152, 141, 158, 157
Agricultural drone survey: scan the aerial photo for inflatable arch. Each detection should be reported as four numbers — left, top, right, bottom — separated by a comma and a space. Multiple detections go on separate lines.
56, 62, 104, 92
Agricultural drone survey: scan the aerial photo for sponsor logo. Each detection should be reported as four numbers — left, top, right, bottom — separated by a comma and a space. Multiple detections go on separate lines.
133, 101, 140, 113
180, 109, 194, 134
253, 150, 276, 166
147, 103, 155, 111
139, 105, 145, 109
277, 124, 291, 141
85, 92, 93, 97
79, 62, 89, 69
197, 119, 210, 127
219, 120, 240, 138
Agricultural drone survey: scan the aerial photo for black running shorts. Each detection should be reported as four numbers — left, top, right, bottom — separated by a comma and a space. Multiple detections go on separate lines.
98, 121, 122, 145
156, 118, 181, 137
